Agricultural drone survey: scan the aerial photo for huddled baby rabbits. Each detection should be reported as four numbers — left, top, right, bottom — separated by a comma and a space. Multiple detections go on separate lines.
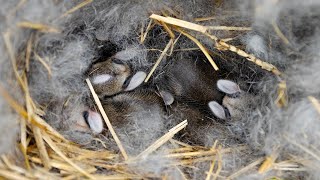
72, 49, 248, 146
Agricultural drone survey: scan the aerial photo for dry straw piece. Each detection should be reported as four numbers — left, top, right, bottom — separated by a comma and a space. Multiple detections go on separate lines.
86, 78, 129, 160
144, 38, 174, 82
59, 0, 93, 19
133, 120, 188, 160
17, 22, 60, 33
308, 96, 320, 115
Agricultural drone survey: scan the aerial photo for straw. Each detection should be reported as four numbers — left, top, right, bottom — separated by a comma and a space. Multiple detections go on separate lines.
17, 22, 60, 33
308, 96, 320, 115
59, 0, 93, 19
133, 120, 188, 160
86, 79, 129, 160
42, 133, 95, 179
144, 39, 174, 82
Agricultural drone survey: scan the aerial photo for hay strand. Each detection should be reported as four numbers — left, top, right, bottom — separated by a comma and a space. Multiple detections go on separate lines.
32, 126, 51, 169
25, 33, 34, 72
205, 141, 218, 180
207, 26, 252, 31
134, 120, 188, 160
275, 81, 288, 108
272, 20, 290, 45
42, 133, 95, 179
34, 52, 52, 78
308, 96, 320, 115
227, 158, 264, 179
176, 28, 219, 70
0, 84, 68, 142
150, 14, 208, 33
17, 22, 60, 33
86, 79, 129, 160
212, 38, 281, 75
144, 38, 174, 82
60, 0, 93, 18
140, 19, 153, 43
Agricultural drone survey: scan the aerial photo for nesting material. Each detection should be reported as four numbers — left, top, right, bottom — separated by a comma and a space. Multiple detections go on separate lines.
0, 0, 320, 179
86, 78, 128, 160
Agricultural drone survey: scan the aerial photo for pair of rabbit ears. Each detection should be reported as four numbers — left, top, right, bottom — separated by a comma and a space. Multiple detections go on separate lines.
92, 71, 147, 92
89, 72, 146, 133
209, 80, 241, 120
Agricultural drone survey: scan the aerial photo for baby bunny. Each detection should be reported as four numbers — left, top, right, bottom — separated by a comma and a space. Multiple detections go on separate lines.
82, 55, 148, 134
41, 98, 105, 145
158, 90, 241, 146
99, 88, 170, 154
156, 56, 225, 108
87, 56, 146, 97
208, 79, 244, 120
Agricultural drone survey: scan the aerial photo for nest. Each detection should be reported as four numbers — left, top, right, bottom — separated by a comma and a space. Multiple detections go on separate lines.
0, 0, 319, 179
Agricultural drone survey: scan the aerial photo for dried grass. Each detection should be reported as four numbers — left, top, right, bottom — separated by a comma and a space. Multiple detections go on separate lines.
17, 22, 60, 33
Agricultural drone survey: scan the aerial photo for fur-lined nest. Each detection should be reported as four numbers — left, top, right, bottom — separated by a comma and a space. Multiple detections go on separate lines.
0, 0, 320, 179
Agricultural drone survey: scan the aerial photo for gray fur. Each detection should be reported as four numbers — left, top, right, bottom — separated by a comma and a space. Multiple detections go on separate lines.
0, 0, 319, 178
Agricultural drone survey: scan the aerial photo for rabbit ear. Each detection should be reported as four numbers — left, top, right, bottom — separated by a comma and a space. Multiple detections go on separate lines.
208, 101, 227, 120
125, 71, 146, 91
160, 91, 174, 105
86, 110, 104, 134
92, 74, 113, 84
217, 79, 241, 95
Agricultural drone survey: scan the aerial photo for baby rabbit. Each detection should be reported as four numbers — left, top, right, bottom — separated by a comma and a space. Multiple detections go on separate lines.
208, 79, 242, 120
77, 79, 244, 147
41, 96, 105, 145
157, 56, 225, 106
212, 79, 257, 122
99, 88, 170, 154
76, 54, 148, 135
160, 78, 245, 121
155, 55, 246, 121
87, 56, 146, 97
155, 53, 252, 123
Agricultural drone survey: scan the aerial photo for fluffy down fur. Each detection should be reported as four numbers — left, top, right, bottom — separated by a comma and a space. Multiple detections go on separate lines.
0, 0, 319, 179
